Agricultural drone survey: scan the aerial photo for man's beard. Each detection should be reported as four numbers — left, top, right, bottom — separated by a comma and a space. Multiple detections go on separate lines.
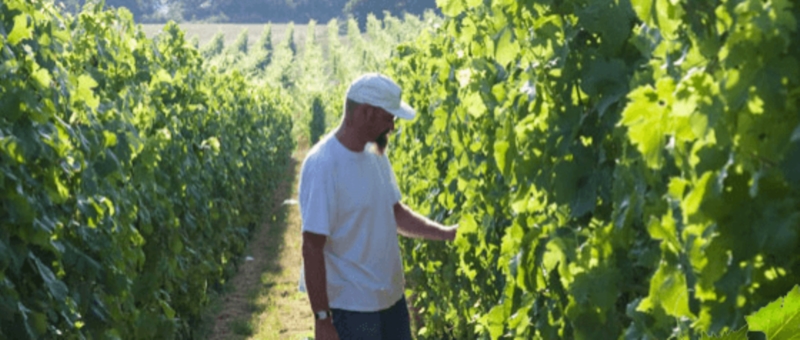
375, 129, 390, 154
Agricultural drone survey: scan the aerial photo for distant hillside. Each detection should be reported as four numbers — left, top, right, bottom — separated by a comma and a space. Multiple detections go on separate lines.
60, 0, 440, 26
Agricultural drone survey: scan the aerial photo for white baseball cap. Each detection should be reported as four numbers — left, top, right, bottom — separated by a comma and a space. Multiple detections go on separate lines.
345, 73, 416, 120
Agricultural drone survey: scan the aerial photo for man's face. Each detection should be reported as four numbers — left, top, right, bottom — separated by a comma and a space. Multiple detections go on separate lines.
364, 106, 396, 153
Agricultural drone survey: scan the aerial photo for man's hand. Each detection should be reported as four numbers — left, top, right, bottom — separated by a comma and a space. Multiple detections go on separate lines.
315, 319, 339, 340
395, 203, 461, 241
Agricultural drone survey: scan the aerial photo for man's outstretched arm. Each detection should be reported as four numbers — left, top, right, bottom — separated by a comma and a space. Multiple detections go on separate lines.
393, 202, 457, 241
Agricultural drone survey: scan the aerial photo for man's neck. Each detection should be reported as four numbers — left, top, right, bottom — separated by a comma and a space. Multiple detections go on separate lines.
334, 126, 368, 153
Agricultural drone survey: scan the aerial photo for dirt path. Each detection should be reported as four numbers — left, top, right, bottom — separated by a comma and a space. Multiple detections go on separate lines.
204, 141, 313, 340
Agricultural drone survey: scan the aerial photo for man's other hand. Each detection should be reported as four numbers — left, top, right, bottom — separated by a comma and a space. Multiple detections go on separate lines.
315, 319, 339, 340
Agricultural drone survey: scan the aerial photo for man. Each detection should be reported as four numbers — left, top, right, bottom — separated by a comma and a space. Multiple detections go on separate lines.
299, 73, 458, 340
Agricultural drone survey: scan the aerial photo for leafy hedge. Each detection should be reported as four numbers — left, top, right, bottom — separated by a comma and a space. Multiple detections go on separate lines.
0, 1, 293, 338
387, 0, 799, 338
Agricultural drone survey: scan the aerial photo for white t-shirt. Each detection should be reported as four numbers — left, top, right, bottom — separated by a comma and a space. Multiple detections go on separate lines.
298, 133, 404, 312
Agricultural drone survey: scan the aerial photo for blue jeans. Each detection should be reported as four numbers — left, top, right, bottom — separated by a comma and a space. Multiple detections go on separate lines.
331, 296, 412, 340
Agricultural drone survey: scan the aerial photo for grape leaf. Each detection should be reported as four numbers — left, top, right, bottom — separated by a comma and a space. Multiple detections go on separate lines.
31, 254, 67, 302
75, 74, 100, 109
630, 0, 654, 24
494, 28, 518, 67
620, 84, 668, 168
746, 285, 800, 340
637, 261, 693, 318
436, 0, 465, 17
700, 327, 748, 340
8, 13, 32, 45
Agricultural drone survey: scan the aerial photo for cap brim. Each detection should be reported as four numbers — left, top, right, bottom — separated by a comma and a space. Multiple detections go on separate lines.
387, 102, 416, 120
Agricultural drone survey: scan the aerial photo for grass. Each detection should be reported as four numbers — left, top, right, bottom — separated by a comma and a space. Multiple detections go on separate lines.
246, 138, 315, 340
230, 318, 255, 336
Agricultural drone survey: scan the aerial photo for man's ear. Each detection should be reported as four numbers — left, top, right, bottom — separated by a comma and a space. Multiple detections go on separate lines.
360, 104, 376, 120
353, 103, 368, 119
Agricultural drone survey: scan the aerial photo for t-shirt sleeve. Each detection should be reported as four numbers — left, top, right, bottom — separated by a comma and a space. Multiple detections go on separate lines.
298, 157, 336, 236
381, 154, 402, 205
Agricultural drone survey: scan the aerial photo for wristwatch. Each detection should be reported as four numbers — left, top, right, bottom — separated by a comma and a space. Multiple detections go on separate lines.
315, 310, 332, 320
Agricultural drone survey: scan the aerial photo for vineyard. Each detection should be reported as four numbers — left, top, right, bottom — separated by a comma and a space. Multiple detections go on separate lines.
388, 0, 800, 338
2, 0, 799, 339
0, 0, 295, 338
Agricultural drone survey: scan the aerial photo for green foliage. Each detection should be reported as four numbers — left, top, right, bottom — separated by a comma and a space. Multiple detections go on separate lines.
258, 23, 273, 52
285, 22, 297, 57
200, 31, 225, 58
251, 48, 272, 71
235, 24, 275, 74
365, 13, 392, 66
701, 328, 749, 340
746, 285, 800, 339
298, 21, 325, 93
386, 0, 800, 338
309, 96, 327, 145
229, 318, 254, 336
229, 28, 249, 54
326, 19, 347, 83
0, 1, 293, 338
700, 285, 800, 339
186, 10, 439, 150
346, 17, 374, 71
189, 35, 200, 48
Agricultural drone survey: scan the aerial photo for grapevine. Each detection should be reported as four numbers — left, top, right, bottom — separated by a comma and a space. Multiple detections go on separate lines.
387, 0, 800, 338
0, 1, 293, 338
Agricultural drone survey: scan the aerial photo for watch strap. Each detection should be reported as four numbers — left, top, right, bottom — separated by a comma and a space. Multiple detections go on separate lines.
314, 309, 332, 320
